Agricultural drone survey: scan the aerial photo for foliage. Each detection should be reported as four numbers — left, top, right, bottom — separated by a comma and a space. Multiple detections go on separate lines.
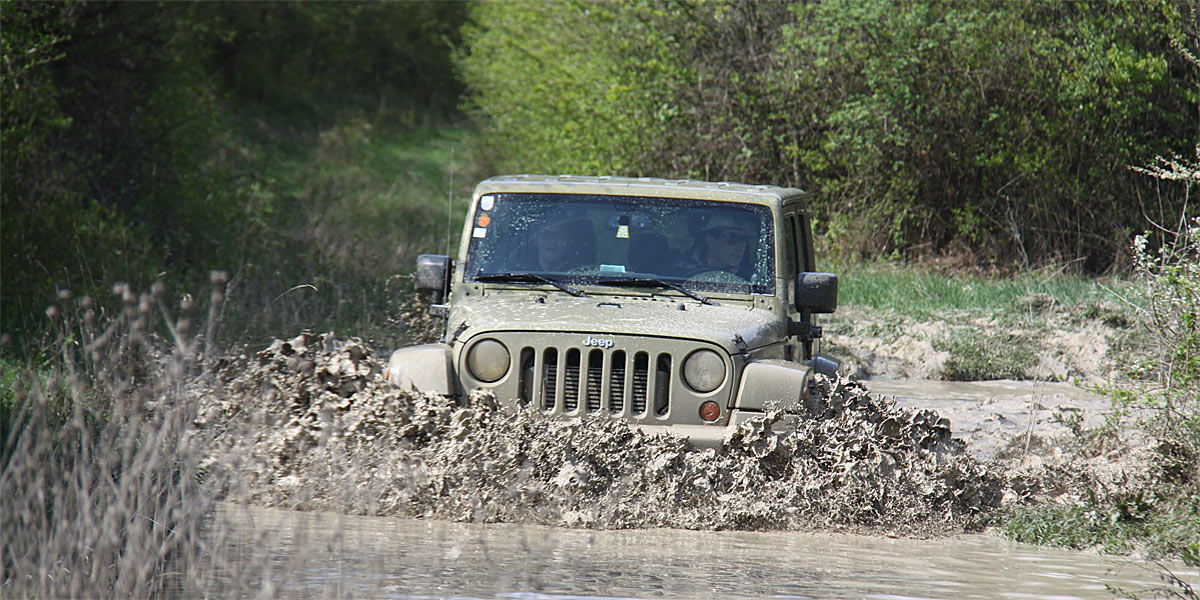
457, 1, 673, 175
1001, 491, 1200, 562
833, 261, 1115, 317
196, 1, 466, 126
1, 2, 470, 352
1, 2, 259, 345
1127, 148, 1200, 565
457, 0, 1197, 271
218, 121, 477, 348
1000, 141, 1199, 566
1134, 213, 1200, 402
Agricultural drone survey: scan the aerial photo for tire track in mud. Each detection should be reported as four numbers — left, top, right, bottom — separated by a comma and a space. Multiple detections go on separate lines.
196, 333, 1007, 535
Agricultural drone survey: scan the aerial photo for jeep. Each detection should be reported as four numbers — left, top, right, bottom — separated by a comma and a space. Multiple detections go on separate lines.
387, 175, 839, 447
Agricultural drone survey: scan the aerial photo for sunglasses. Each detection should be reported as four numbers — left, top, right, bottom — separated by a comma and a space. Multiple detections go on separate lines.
707, 229, 751, 245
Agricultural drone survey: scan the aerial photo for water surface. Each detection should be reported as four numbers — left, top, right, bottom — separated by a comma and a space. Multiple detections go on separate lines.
201, 504, 1198, 599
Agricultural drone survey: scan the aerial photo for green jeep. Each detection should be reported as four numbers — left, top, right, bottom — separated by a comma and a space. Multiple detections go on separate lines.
387, 175, 839, 447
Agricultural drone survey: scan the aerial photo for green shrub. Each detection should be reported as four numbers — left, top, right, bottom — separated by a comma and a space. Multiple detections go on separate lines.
457, 0, 1196, 271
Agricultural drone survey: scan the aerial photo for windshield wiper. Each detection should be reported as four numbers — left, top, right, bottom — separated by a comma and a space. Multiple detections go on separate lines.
474, 273, 588, 297
596, 278, 718, 306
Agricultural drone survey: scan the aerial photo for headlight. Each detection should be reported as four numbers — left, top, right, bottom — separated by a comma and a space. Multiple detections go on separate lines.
467, 339, 509, 382
683, 349, 725, 392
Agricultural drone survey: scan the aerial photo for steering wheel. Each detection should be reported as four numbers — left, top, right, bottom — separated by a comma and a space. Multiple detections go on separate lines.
682, 268, 749, 284
564, 264, 595, 276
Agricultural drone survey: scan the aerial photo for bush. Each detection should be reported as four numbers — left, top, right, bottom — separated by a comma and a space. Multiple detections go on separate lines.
0, 2, 261, 345
457, 0, 1197, 271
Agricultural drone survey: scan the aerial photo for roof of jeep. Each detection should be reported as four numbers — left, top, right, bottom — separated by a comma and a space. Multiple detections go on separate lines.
474, 175, 805, 207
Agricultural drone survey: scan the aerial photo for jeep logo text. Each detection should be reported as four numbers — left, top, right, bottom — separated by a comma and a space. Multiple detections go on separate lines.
582, 335, 614, 349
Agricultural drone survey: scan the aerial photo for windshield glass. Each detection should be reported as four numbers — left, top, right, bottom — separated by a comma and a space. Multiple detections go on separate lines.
464, 193, 775, 295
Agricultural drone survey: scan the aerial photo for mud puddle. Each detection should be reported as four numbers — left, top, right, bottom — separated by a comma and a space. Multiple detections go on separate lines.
197, 503, 1200, 599
861, 379, 1111, 462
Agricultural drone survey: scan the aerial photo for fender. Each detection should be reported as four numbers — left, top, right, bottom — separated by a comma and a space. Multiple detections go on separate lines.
386, 343, 454, 395
732, 359, 812, 412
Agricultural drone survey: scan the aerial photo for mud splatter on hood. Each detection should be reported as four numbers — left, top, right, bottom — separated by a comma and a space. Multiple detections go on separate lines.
451, 293, 783, 353
196, 333, 1003, 535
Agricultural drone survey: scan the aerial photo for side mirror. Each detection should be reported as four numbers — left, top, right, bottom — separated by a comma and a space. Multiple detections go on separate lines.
415, 254, 451, 305
795, 272, 838, 315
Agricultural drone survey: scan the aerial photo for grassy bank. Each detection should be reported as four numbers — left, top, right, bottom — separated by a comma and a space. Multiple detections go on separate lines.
824, 262, 1136, 382
833, 262, 1119, 317
213, 115, 483, 351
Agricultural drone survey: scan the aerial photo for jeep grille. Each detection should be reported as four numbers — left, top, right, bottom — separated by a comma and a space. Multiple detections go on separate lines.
464, 333, 731, 425
523, 346, 671, 416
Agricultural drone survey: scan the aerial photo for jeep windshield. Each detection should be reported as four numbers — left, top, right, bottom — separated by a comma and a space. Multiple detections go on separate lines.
464, 193, 774, 295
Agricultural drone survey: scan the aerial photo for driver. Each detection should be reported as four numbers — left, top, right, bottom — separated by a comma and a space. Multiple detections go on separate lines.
531, 218, 595, 272
678, 214, 756, 278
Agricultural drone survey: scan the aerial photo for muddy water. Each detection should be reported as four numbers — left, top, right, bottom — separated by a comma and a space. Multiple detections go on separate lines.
202, 504, 1197, 599
863, 379, 1112, 461
194, 337, 1193, 598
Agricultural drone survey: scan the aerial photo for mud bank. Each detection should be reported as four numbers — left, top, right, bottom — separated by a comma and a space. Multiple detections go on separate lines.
825, 300, 1125, 382
196, 333, 1009, 535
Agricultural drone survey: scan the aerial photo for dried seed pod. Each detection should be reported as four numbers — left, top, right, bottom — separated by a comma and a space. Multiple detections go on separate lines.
181, 294, 195, 313
81, 295, 94, 310
151, 281, 166, 299
210, 270, 229, 286
45, 305, 60, 320
57, 289, 72, 302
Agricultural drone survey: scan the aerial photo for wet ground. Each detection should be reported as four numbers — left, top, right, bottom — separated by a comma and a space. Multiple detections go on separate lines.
864, 379, 1112, 461
200, 503, 1199, 599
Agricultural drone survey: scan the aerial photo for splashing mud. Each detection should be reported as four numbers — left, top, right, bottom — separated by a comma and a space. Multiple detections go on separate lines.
195, 333, 1004, 535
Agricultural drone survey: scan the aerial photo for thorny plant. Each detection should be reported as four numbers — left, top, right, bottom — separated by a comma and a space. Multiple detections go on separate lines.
1130, 145, 1199, 481
1133, 215, 1200, 411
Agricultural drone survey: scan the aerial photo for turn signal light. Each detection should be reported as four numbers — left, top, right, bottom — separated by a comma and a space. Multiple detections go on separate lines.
699, 400, 721, 422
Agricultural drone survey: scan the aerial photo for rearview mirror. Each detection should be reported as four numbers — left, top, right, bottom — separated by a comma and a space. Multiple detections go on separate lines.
795, 272, 837, 314
415, 254, 451, 305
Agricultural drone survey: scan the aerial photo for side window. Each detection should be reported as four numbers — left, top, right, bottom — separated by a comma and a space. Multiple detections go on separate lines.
798, 213, 815, 272
786, 216, 800, 275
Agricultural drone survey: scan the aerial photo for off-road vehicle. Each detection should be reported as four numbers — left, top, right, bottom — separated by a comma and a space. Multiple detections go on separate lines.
387, 175, 839, 447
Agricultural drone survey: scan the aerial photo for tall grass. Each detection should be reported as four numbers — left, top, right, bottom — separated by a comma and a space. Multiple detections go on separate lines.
0, 279, 234, 596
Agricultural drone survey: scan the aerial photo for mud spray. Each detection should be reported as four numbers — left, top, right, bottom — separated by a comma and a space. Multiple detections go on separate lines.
195, 333, 1009, 536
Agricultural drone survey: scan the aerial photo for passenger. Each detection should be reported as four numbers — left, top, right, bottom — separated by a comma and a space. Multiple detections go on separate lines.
678, 214, 755, 279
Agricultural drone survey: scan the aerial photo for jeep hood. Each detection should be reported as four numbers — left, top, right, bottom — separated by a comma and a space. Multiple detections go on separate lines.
450, 293, 784, 354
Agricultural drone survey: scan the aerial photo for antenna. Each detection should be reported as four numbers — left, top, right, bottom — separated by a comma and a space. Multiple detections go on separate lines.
446, 146, 454, 258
